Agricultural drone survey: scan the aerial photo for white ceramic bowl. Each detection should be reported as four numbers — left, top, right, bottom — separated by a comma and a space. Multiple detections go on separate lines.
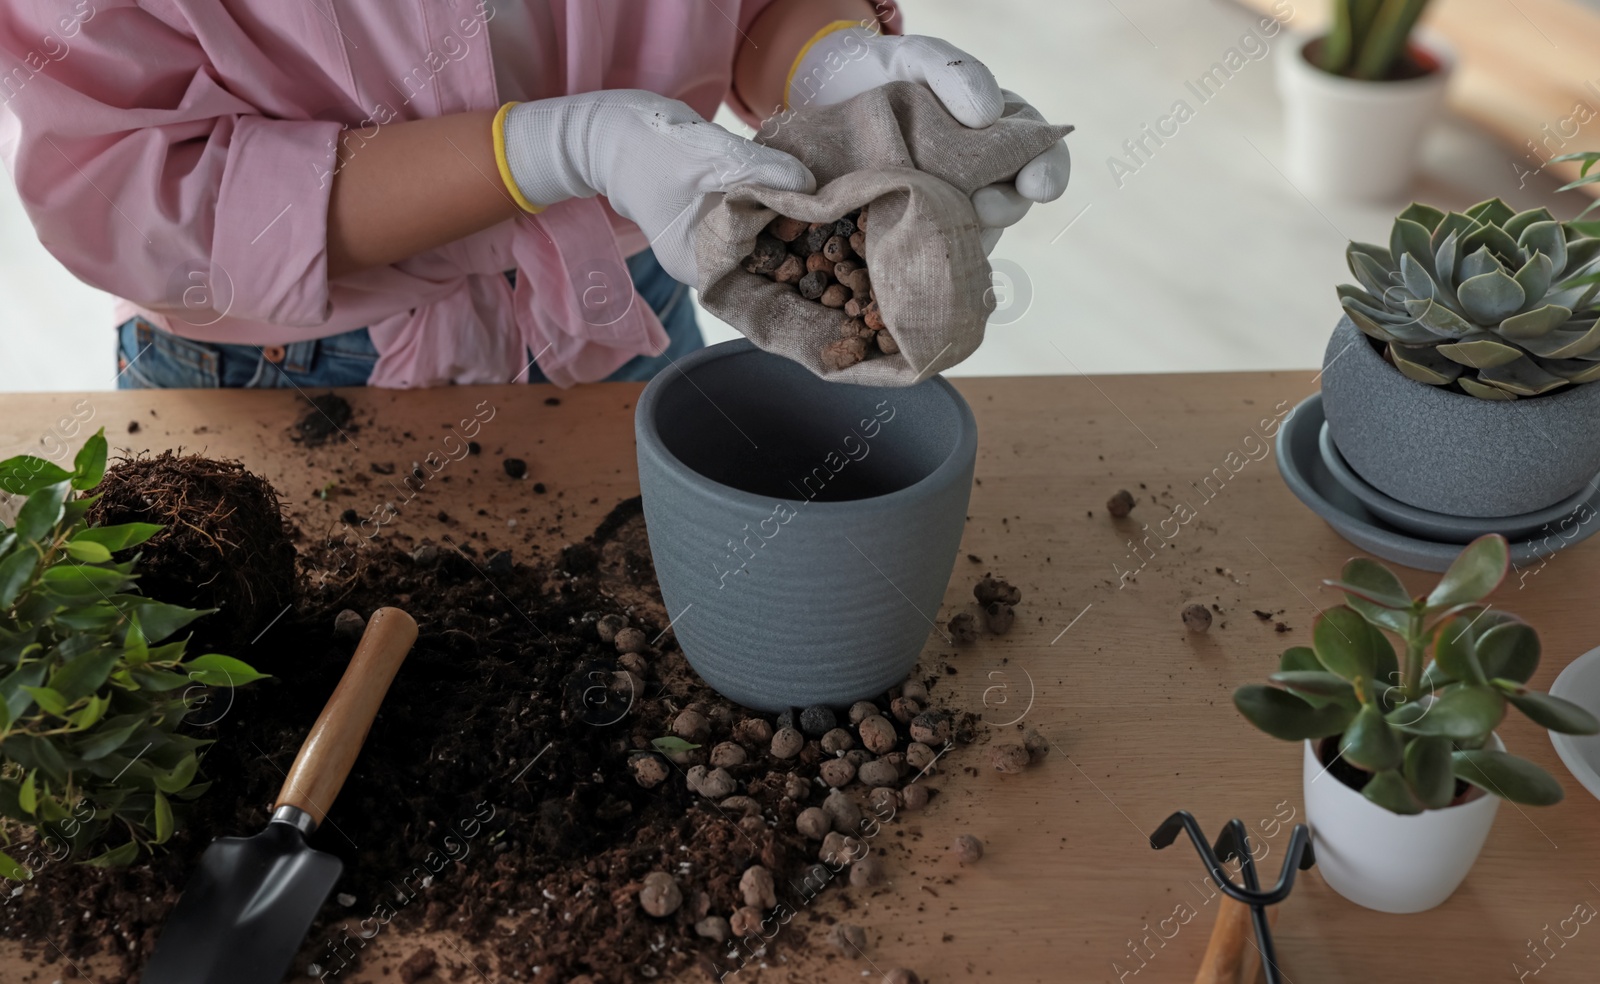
1549, 645, 1600, 803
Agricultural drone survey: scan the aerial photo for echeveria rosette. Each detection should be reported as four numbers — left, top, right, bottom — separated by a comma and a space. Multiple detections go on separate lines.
1233, 535, 1600, 815
1338, 198, 1600, 400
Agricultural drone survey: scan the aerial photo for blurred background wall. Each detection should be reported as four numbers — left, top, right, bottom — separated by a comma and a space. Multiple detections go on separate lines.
0, 0, 1591, 391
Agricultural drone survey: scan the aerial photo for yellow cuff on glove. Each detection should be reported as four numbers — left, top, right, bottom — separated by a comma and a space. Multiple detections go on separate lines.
784, 20, 864, 110
493, 102, 543, 214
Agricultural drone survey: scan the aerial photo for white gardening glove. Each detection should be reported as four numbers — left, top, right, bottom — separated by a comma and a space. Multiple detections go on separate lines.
789, 28, 1070, 254
500, 90, 816, 285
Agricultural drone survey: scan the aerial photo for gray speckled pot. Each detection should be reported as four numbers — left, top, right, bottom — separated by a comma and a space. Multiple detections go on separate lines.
635, 340, 976, 712
1321, 316, 1600, 517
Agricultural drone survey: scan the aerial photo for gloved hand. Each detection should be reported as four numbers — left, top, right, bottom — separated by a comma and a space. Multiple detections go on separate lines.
498, 90, 816, 286
789, 28, 1071, 254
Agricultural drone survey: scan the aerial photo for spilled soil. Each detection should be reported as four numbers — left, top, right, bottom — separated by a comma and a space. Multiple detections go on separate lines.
3, 495, 968, 983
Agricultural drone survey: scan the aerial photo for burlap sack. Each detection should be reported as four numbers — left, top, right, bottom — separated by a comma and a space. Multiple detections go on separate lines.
695, 81, 1073, 384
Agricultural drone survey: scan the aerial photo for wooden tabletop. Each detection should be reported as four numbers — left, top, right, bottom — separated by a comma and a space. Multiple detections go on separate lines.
4, 372, 1598, 984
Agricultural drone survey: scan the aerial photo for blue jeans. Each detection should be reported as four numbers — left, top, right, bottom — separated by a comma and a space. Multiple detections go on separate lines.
115, 249, 703, 388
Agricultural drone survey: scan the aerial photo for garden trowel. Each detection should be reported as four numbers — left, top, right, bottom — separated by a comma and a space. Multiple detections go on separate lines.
143, 606, 419, 984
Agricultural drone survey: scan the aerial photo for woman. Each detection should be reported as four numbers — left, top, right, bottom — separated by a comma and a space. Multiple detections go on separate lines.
0, 0, 1068, 389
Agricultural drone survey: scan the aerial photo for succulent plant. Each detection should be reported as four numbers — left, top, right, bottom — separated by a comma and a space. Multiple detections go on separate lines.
1339, 198, 1600, 400
1234, 535, 1599, 814
1321, 0, 1433, 81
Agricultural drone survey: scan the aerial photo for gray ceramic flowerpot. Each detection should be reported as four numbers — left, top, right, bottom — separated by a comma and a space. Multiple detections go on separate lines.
1321, 316, 1600, 517
635, 339, 977, 712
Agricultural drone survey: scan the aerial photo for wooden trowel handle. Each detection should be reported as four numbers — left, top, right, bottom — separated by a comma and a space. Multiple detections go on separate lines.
274, 607, 417, 828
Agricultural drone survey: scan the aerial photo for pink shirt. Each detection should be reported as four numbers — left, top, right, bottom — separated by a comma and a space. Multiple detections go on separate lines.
0, 0, 822, 387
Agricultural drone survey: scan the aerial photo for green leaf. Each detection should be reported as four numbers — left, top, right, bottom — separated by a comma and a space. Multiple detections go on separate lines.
1397, 202, 1446, 231
47, 645, 119, 702
650, 736, 701, 753
183, 654, 270, 688
73, 523, 161, 552
40, 564, 132, 597
1476, 621, 1540, 683
153, 752, 199, 793
14, 480, 72, 544
59, 494, 97, 530
81, 841, 140, 868
1501, 687, 1600, 735
152, 790, 173, 844
1453, 749, 1564, 805
1458, 268, 1527, 324
1431, 616, 1487, 684
18, 770, 37, 815
1234, 684, 1354, 741
0, 548, 38, 609
0, 457, 72, 497
1366, 620, 1400, 698
4, 732, 75, 783
1405, 735, 1456, 809
19, 686, 68, 717
1341, 704, 1403, 772
1438, 335, 1525, 370
1394, 684, 1506, 739
76, 715, 147, 761
1425, 535, 1509, 610
132, 601, 206, 645
63, 540, 112, 564
1328, 557, 1412, 609
1312, 607, 1380, 683
0, 850, 31, 881
173, 780, 212, 801
71, 431, 107, 491
1269, 670, 1358, 700
1279, 646, 1320, 673
1363, 769, 1426, 815
1466, 197, 1518, 226
67, 693, 109, 730
1, 663, 46, 721
53, 601, 120, 633
124, 613, 149, 665
128, 667, 194, 692
1551, 149, 1600, 174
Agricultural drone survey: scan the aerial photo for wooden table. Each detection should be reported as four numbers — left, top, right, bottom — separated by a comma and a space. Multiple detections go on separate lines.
4, 373, 1598, 983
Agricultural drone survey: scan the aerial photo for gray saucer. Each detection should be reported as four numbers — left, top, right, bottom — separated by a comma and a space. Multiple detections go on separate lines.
1316, 423, 1598, 544
1277, 394, 1600, 572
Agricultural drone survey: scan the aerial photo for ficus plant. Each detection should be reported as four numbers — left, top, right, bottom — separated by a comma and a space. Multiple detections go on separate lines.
1233, 534, 1599, 814
0, 430, 268, 876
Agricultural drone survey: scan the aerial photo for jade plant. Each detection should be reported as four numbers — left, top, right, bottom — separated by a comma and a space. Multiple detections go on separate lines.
1339, 198, 1600, 399
1319, 0, 1433, 80
0, 431, 268, 875
1234, 535, 1599, 813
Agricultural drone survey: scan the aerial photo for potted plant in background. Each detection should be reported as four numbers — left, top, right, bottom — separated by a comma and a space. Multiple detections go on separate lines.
0, 431, 267, 874
1323, 198, 1600, 518
1233, 535, 1599, 913
1278, 0, 1451, 200
1553, 149, 1600, 236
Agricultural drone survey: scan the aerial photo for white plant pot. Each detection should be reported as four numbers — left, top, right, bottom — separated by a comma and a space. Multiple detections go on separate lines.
1302, 735, 1501, 913
1276, 33, 1453, 201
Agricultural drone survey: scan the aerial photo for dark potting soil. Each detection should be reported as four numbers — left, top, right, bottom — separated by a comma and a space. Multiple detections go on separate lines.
85, 452, 298, 656
293, 393, 357, 448
4, 497, 963, 983
1317, 736, 1471, 802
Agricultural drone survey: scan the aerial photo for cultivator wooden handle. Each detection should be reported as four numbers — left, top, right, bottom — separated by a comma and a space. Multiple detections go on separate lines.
274, 607, 417, 828
1195, 896, 1281, 984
